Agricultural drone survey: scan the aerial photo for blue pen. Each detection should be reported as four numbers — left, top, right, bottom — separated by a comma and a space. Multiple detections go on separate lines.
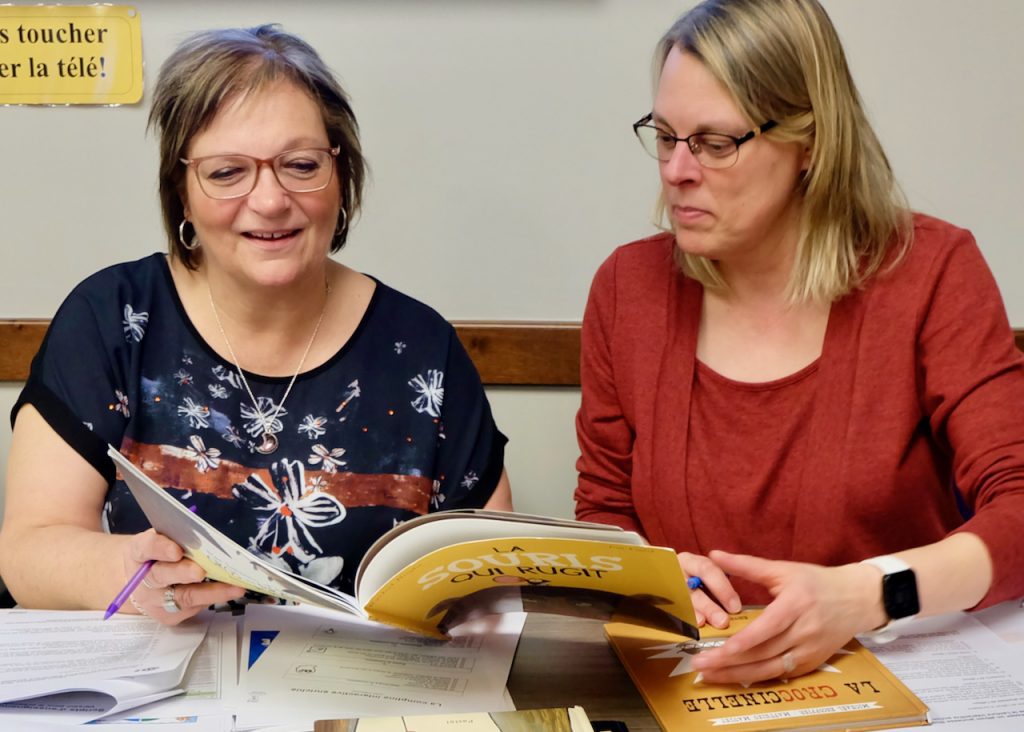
687, 576, 704, 591
104, 559, 155, 620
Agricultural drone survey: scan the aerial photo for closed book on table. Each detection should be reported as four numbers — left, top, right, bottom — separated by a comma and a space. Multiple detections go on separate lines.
605, 609, 929, 731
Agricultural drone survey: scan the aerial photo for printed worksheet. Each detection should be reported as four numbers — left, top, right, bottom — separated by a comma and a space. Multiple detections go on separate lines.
0, 609, 208, 724
233, 604, 523, 731
95, 611, 240, 729
866, 603, 1024, 730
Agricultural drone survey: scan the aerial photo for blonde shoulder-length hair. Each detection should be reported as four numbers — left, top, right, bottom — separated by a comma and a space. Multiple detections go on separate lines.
655, 0, 911, 303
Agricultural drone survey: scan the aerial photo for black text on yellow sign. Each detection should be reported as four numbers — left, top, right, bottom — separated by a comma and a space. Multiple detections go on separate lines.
0, 5, 142, 105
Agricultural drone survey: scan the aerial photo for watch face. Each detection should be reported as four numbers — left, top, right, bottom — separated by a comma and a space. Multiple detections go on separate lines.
882, 568, 920, 619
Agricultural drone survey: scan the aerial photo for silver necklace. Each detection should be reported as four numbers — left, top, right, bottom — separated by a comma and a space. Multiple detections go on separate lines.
207, 279, 329, 455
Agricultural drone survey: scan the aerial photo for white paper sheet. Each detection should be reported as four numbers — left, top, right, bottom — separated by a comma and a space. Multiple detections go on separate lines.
233, 605, 523, 731
0, 610, 208, 724
96, 612, 240, 728
866, 603, 1024, 731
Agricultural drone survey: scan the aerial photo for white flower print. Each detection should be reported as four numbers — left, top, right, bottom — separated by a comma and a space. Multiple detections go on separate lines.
334, 379, 361, 414
394, 341, 407, 354
222, 425, 244, 447
182, 355, 193, 365
208, 383, 228, 399
430, 479, 445, 509
177, 396, 210, 429
308, 444, 347, 473
409, 369, 444, 418
460, 471, 479, 490
174, 369, 193, 386
211, 364, 243, 390
113, 389, 130, 418
83, 421, 94, 431
122, 305, 149, 343
298, 415, 328, 439
309, 475, 328, 491
233, 459, 346, 564
184, 435, 221, 473
240, 397, 284, 437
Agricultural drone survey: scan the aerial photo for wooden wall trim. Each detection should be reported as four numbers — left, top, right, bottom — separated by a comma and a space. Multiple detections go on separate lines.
1, 320, 48, 385
0, 319, 583, 386
3, 319, 1022, 387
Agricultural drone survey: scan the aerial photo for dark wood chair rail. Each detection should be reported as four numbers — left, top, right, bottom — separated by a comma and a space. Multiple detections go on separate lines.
2, 320, 1022, 386
0, 319, 583, 386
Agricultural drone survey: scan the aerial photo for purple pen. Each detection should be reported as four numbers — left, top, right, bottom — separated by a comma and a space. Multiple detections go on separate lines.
103, 504, 196, 619
103, 558, 155, 620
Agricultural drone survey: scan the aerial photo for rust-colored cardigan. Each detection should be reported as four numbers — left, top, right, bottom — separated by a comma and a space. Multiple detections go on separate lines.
575, 214, 1024, 608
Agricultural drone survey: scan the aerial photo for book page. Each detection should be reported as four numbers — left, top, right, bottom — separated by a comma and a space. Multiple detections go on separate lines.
109, 447, 363, 616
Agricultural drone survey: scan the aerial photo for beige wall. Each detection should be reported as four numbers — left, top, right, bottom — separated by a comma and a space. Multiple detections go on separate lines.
2, 0, 1023, 531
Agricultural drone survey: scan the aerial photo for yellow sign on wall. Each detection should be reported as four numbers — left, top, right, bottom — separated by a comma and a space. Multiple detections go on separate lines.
0, 5, 142, 105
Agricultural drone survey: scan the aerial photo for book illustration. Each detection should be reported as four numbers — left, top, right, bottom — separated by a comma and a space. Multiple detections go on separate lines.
605, 610, 930, 731
109, 446, 699, 639
313, 705, 594, 731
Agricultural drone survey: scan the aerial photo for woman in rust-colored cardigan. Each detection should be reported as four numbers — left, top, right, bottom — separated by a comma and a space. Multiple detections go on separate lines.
575, 0, 1024, 684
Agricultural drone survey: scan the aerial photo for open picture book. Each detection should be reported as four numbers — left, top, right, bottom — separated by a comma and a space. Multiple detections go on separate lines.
605, 609, 929, 731
109, 447, 698, 639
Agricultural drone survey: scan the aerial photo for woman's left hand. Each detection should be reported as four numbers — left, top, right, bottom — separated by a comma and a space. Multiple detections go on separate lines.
689, 549, 882, 684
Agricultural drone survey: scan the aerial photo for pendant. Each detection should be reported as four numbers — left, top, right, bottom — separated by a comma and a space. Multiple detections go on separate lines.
255, 432, 279, 455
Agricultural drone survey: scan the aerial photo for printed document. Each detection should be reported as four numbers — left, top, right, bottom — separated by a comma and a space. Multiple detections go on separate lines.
866, 603, 1024, 730
95, 611, 240, 729
0, 609, 208, 724
233, 604, 523, 731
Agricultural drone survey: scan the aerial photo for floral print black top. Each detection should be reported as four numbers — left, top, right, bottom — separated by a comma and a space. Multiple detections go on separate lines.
15, 254, 506, 595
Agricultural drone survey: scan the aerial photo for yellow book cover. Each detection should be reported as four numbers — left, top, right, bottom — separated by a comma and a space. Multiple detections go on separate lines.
605, 610, 929, 731
313, 705, 594, 731
362, 535, 698, 638
111, 446, 698, 639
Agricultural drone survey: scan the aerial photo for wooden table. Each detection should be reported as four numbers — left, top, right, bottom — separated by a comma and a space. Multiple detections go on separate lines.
506, 614, 660, 730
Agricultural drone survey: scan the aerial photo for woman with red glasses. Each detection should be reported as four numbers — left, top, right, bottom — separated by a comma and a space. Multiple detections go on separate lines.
0, 25, 512, 623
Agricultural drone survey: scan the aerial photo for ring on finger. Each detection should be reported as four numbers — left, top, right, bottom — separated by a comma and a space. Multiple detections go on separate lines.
162, 586, 181, 614
781, 650, 796, 675
141, 576, 158, 590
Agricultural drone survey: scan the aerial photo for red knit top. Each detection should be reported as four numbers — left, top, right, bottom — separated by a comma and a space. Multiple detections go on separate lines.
575, 214, 1024, 607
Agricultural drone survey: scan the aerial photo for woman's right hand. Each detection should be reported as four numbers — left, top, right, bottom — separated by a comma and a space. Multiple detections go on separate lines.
121, 529, 246, 625
677, 550, 743, 629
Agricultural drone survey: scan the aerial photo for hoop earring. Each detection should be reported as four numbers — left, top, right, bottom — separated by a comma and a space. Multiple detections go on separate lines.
178, 220, 200, 251
334, 207, 348, 238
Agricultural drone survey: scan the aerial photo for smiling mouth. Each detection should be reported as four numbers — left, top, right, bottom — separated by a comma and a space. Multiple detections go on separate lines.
244, 229, 301, 241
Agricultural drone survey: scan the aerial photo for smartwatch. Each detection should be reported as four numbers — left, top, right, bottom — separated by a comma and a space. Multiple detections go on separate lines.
859, 555, 920, 643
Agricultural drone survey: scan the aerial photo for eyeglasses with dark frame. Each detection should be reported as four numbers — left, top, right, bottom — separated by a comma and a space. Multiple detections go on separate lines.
181, 146, 341, 200
632, 113, 778, 169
